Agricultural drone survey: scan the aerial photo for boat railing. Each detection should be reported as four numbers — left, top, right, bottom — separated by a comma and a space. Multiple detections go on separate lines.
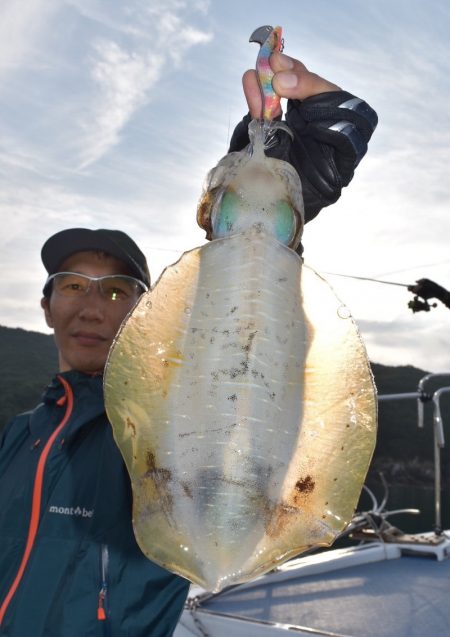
377, 372, 450, 534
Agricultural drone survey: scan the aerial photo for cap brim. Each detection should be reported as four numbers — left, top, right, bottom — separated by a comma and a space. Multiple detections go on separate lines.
41, 228, 150, 288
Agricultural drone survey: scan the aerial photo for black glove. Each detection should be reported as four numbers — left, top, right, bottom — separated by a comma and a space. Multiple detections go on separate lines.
408, 279, 450, 307
228, 91, 378, 224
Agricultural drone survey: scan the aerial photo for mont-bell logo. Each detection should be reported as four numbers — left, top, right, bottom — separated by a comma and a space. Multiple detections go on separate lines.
49, 504, 94, 518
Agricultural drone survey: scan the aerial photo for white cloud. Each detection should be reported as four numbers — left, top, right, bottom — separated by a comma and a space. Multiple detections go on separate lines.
359, 312, 450, 374
77, 41, 163, 168
65, 0, 212, 168
0, 0, 213, 175
0, 0, 59, 73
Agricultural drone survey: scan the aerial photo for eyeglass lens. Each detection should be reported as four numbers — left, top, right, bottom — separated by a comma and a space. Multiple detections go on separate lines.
53, 273, 140, 301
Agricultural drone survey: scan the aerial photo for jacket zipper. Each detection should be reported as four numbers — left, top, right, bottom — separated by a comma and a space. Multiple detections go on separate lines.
0, 375, 74, 626
97, 543, 109, 622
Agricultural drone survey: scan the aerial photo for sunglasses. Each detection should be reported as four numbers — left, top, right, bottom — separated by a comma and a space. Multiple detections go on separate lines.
44, 272, 148, 301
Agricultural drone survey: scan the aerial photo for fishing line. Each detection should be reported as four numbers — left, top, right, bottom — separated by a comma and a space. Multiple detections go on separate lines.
324, 272, 410, 288
373, 259, 450, 279
325, 259, 450, 285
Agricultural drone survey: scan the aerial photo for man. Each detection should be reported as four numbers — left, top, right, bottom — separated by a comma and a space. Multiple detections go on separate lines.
0, 228, 190, 636
0, 54, 377, 636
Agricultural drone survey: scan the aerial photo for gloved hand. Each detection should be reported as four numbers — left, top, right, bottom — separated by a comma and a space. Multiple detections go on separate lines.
229, 52, 378, 227
408, 279, 450, 303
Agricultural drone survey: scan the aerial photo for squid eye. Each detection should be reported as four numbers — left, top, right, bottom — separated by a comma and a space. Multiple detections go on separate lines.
274, 200, 295, 245
212, 191, 240, 238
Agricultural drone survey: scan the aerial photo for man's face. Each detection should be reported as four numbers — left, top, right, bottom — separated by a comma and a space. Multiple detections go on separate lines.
41, 251, 141, 374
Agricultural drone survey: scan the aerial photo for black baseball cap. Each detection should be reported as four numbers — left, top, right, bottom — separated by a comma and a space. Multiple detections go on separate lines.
41, 228, 151, 291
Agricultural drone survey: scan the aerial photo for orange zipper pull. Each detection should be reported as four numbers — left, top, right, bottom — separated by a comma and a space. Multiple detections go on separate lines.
97, 607, 106, 621
97, 590, 106, 621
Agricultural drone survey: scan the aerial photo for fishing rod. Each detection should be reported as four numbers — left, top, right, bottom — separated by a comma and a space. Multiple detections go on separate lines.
324, 272, 410, 288
324, 271, 438, 313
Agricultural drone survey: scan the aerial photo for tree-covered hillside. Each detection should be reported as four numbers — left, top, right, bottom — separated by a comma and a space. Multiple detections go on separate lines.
0, 325, 57, 428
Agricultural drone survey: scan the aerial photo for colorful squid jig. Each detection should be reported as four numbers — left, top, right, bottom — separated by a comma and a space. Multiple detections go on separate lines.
250, 24, 284, 122
104, 25, 377, 593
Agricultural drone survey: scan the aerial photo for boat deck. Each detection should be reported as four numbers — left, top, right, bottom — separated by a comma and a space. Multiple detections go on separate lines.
176, 536, 450, 637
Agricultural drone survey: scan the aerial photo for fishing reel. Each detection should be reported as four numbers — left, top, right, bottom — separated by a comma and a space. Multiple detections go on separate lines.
408, 296, 438, 313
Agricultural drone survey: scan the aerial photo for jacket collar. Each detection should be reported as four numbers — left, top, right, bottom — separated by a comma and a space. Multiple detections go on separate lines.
29, 371, 105, 440
43, 370, 104, 404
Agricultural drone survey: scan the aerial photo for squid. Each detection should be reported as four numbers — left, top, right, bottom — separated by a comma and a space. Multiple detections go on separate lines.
104, 25, 377, 593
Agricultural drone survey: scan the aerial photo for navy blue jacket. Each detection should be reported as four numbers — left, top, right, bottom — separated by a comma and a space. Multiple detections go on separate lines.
0, 371, 189, 636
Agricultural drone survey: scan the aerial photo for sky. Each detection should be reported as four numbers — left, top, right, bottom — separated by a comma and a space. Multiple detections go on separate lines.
1, 0, 450, 374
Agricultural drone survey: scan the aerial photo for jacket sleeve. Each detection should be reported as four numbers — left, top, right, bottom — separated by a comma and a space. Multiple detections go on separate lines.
407, 278, 450, 309
228, 90, 378, 224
